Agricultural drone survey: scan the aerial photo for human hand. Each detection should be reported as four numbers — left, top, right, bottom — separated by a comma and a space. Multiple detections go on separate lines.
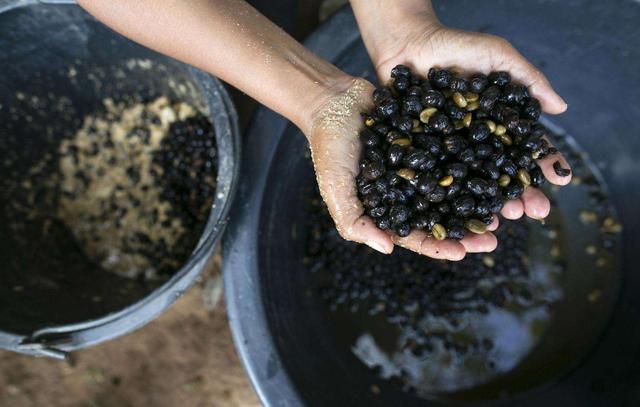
350, 0, 572, 258
307, 77, 395, 255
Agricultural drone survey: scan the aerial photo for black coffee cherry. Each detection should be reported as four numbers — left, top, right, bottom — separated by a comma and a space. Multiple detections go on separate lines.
446, 182, 463, 199
425, 212, 442, 230
393, 76, 410, 93
368, 205, 387, 218
487, 196, 504, 213
515, 154, 533, 169
457, 148, 475, 163
403, 149, 428, 169
444, 135, 464, 154
502, 160, 518, 177
488, 71, 511, 87
391, 187, 408, 204
428, 112, 450, 132
512, 119, 531, 137
391, 64, 411, 78
418, 154, 438, 171
504, 183, 525, 200
359, 129, 380, 148
469, 122, 491, 142
357, 179, 375, 196
436, 202, 451, 214
407, 86, 423, 97
485, 180, 499, 197
453, 195, 475, 216
374, 178, 390, 193
373, 87, 392, 104
523, 136, 543, 151
475, 200, 491, 216
401, 184, 416, 199
553, 161, 571, 177
416, 173, 437, 195
422, 90, 446, 108
420, 135, 443, 155
427, 186, 446, 203
449, 77, 469, 93
391, 115, 413, 132
389, 205, 410, 224
530, 166, 545, 187
386, 171, 402, 186
490, 135, 504, 150
466, 178, 488, 195
490, 152, 506, 168
481, 214, 494, 225
429, 68, 453, 89
413, 196, 430, 212
375, 216, 391, 230
479, 86, 500, 111
483, 162, 501, 180
402, 96, 423, 116
387, 144, 405, 167
362, 160, 385, 180
395, 223, 411, 237
373, 123, 391, 136
475, 143, 493, 158
447, 225, 465, 240
377, 99, 399, 118
447, 163, 468, 179
365, 147, 384, 163
502, 83, 528, 104
362, 192, 382, 208
411, 215, 429, 230
444, 101, 466, 120
469, 160, 483, 171
469, 73, 489, 93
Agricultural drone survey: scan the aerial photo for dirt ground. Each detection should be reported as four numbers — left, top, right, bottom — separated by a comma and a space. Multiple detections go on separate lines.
0, 253, 260, 407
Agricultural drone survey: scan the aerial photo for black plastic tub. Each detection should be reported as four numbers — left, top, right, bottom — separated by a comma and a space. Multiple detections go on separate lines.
224, 1, 640, 406
0, 1, 239, 358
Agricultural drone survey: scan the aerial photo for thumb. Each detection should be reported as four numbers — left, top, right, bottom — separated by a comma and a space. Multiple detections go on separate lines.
313, 158, 394, 254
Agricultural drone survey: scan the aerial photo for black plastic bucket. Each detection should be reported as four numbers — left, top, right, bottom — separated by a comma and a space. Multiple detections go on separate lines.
224, 2, 640, 406
0, 1, 239, 358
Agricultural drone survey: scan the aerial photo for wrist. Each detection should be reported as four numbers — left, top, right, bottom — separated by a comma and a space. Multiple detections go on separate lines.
291, 69, 357, 137
351, 0, 440, 74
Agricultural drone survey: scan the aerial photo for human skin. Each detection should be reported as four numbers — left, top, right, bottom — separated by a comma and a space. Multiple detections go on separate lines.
349, 0, 572, 259
77, 0, 571, 260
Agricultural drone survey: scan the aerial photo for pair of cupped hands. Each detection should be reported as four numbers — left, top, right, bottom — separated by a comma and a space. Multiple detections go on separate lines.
307, 18, 572, 260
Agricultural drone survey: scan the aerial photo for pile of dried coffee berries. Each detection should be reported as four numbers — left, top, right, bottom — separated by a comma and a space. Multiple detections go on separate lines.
357, 65, 559, 240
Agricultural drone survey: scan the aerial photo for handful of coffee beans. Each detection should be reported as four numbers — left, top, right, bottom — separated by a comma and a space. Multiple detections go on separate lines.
357, 65, 558, 240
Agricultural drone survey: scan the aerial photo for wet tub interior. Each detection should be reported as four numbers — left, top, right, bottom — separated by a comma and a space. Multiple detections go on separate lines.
258, 125, 622, 403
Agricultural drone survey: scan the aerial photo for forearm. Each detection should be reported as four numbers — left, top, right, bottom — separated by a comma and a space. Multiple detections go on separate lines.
350, 0, 439, 71
78, 0, 349, 135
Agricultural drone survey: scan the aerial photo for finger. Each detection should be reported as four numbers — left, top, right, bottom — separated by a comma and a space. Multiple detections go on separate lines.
521, 187, 551, 220
500, 199, 524, 220
392, 230, 466, 261
486, 214, 500, 232
537, 146, 572, 186
498, 40, 567, 114
309, 79, 394, 254
460, 231, 498, 253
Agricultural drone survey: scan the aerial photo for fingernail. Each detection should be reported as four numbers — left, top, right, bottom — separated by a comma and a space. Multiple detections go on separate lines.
366, 240, 388, 254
